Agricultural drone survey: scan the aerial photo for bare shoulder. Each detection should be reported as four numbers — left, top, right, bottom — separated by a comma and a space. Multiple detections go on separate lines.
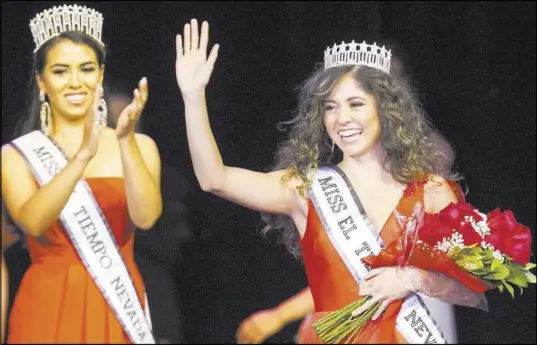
2, 143, 19, 159
2, 143, 29, 173
1, 143, 39, 221
424, 174, 457, 214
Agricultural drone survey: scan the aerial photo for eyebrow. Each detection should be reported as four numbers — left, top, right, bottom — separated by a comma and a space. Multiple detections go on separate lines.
324, 96, 366, 103
50, 61, 97, 68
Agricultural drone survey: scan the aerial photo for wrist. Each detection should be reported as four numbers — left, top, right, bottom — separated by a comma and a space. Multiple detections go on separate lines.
117, 133, 136, 146
273, 305, 291, 326
74, 149, 93, 165
403, 266, 424, 293
181, 90, 206, 104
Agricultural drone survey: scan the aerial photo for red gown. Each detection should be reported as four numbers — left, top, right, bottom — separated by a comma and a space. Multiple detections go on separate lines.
297, 179, 464, 343
8, 178, 147, 343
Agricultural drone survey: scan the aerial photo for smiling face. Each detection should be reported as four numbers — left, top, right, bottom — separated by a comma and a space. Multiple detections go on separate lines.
323, 73, 381, 159
36, 39, 104, 122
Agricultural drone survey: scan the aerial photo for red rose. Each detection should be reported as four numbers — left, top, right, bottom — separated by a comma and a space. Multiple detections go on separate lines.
485, 209, 532, 265
503, 225, 532, 265
484, 209, 509, 252
437, 202, 482, 230
458, 222, 484, 246
418, 214, 454, 247
488, 209, 519, 232
484, 227, 508, 254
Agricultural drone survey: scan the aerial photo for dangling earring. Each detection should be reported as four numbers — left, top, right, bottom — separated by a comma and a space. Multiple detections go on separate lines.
96, 86, 108, 127
331, 141, 335, 153
39, 90, 52, 135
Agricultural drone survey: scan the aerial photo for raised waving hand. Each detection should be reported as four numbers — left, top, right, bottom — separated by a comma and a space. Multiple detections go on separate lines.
175, 19, 219, 96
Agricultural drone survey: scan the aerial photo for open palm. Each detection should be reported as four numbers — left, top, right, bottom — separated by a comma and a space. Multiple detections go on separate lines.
175, 19, 219, 96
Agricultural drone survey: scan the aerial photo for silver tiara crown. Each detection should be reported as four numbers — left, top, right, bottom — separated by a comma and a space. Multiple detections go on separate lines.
324, 40, 392, 74
29, 4, 104, 53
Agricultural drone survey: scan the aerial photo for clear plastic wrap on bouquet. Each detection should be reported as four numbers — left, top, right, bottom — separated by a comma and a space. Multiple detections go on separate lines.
387, 202, 491, 311
383, 199, 535, 306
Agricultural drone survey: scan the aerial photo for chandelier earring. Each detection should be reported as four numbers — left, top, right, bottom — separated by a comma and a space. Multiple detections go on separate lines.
96, 86, 108, 127
39, 90, 52, 136
332, 141, 335, 153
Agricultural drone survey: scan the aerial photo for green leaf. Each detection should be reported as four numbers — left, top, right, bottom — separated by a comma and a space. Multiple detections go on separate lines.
483, 264, 510, 280
458, 258, 485, 271
483, 249, 494, 259
501, 280, 515, 298
491, 257, 503, 271
523, 270, 536, 284
507, 268, 529, 288
525, 262, 536, 271
472, 267, 492, 276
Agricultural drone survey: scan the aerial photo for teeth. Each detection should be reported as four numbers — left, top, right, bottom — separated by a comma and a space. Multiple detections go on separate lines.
338, 129, 363, 137
65, 94, 86, 104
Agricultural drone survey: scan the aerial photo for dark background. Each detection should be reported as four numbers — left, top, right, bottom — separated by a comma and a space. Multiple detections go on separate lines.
1, 1, 535, 343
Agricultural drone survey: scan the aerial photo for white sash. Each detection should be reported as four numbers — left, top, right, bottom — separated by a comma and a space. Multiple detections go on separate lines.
308, 166, 446, 344
11, 130, 155, 344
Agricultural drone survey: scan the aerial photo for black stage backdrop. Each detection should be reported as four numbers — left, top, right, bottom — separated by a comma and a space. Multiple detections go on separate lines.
2, 1, 535, 343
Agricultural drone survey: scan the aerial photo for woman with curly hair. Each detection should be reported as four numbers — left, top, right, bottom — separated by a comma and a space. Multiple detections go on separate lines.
175, 19, 482, 344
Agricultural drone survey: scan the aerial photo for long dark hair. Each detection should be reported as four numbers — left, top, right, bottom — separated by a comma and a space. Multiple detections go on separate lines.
13, 32, 106, 139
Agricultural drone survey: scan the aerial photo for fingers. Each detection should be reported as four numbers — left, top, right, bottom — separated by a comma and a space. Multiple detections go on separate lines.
359, 277, 380, 296
206, 44, 220, 67
183, 22, 191, 52
94, 118, 104, 136
364, 267, 384, 280
92, 83, 102, 113
351, 296, 380, 317
190, 18, 199, 51
127, 77, 149, 121
138, 77, 149, 104
176, 34, 183, 58
181, 19, 209, 54
372, 300, 391, 320
199, 21, 209, 52
198, 44, 219, 82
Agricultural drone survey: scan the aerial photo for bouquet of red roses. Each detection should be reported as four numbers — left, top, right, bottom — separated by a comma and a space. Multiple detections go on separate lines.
313, 201, 535, 343
411, 202, 534, 295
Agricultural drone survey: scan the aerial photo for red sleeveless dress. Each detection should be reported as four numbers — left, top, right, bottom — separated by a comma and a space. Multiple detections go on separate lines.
298, 179, 464, 344
8, 178, 147, 343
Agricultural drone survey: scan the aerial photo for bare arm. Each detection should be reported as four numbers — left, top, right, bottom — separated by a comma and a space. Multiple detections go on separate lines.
183, 94, 301, 215
118, 134, 162, 230
273, 287, 315, 324
176, 19, 303, 216
1, 145, 92, 237
401, 266, 486, 308
115, 78, 162, 230
236, 287, 314, 344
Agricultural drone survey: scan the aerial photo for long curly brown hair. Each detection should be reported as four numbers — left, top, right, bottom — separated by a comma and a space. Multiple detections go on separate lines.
261, 64, 461, 257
